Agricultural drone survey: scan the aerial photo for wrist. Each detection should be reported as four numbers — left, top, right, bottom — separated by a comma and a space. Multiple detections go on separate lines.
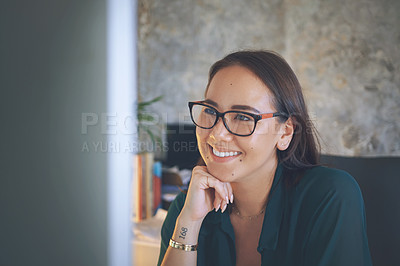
169, 239, 198, 251
172, 213, 203, 245
179, 206, 206, 222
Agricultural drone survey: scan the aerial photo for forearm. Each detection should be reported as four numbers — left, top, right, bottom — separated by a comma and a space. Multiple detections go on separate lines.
161, 166, 232, 265
160, 212, 203, 266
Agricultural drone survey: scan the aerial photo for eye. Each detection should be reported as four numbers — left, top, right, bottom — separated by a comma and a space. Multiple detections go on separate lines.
203, 107, 216, 115
235, 113, 252, 121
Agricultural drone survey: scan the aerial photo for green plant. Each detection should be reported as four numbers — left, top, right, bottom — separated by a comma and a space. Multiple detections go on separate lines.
137, 95, 163, 150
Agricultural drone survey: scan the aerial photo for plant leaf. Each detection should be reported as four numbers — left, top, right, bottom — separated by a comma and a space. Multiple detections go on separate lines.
138, 95, 163, 110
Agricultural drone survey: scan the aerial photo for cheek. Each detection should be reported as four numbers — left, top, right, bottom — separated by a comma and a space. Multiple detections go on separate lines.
243, 134, 277, 158
196, 128, 210, 159
195, 128, 207, 148
196, 127, 209, 140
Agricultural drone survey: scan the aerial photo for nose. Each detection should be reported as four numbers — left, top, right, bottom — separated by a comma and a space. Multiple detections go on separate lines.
209, 117, 233, 142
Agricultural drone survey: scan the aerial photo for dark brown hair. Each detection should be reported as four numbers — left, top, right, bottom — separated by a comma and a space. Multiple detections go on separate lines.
206, 50, 320, 173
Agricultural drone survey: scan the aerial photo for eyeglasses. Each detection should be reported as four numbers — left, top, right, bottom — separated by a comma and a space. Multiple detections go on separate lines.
188, 101, 282, 137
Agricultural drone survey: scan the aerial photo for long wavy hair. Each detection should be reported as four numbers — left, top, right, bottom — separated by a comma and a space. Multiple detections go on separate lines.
204, 50, 320, 180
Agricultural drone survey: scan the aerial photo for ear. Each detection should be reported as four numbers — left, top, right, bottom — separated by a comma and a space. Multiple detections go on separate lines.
277, 117, 294, 151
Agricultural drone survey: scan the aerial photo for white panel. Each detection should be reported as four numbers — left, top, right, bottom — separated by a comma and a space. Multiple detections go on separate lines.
107, 0, 137, 265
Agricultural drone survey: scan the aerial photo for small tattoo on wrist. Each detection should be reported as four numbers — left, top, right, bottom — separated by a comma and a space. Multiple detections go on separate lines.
179, 227, 188, 239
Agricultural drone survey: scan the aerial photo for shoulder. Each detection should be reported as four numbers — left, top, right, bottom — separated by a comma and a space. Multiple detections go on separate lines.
298, 166, 362, 199
293, 167, 372, 265
293, 166, 365, 213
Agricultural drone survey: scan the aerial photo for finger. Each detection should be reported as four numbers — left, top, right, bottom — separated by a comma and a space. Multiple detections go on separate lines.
207, 176, 228, 201
213, 194, 221, 212
192, 166, 217, 190
206, 177, 229, 212
214, 195, 227, 213
221, 184, 229, 212
221, 183, 234, 213
218, 185, 230, 213
202, 174, 222, 211
191, 166, 232, 212
226, 182, 234, 204
218, 184, 228, 213
223, 183, 230, 205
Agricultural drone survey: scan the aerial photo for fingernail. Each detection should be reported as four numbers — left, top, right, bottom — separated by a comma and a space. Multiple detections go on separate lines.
230, 194, 234, 204
222, 204, 227, 213
225, 196, 229, 205
215, 204, 220, 212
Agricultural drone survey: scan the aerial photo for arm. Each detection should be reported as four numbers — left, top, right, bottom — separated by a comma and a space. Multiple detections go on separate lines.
158, 166, 233, 266
159, 212, 203, 266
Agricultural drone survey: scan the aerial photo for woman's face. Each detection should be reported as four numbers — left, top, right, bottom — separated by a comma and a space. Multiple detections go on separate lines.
196, 65, 286, 183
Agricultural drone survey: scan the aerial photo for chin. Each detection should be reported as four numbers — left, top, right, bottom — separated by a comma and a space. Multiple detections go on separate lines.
206, 163, 235, 182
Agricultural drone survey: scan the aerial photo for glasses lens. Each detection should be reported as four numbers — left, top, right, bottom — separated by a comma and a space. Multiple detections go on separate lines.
225, 112, 255, 136
191, 104, 217, 128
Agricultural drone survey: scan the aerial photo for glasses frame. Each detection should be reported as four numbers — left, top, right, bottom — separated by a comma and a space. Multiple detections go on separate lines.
188, 101, 282, 137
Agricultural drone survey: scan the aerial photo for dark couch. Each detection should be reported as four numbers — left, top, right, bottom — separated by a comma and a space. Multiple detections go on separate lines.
164, 124, 400, 266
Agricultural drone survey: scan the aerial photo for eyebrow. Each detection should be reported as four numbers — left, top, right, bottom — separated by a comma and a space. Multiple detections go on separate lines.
203, 99, 261, 113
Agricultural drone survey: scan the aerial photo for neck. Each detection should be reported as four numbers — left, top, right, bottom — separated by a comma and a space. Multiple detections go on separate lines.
231, 160, 278, 216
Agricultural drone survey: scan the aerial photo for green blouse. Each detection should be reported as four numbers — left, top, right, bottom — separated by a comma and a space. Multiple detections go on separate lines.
158, 165, 372, 266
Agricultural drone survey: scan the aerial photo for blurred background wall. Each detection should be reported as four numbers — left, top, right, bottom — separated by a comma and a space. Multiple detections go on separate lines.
138, 0, 400, 156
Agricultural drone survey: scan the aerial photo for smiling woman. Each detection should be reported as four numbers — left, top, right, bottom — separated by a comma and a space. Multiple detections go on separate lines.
158, 50, 372, 266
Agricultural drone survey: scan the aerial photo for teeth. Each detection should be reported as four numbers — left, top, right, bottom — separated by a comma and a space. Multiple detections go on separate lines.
212, 148, 239, 158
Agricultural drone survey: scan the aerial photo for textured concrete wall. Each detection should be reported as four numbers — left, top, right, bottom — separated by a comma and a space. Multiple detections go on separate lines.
285, 0, 400, 156
138, 0, 285, 122
138, 0, 400, 156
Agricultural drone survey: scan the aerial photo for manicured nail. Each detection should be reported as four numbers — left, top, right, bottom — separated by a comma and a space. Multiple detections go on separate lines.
221, 204, 227, 213
225, 196, 229, 205
215, 204, 220, 212
230, 194, 234, 204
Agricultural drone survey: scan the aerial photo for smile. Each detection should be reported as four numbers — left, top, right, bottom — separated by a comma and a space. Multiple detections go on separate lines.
212, 147, 241, 158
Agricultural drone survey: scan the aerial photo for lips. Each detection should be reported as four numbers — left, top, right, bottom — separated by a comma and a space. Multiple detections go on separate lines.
211, 146, 241, 158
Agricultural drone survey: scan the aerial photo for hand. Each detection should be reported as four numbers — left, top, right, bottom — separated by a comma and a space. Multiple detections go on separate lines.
180, 166, 233, 222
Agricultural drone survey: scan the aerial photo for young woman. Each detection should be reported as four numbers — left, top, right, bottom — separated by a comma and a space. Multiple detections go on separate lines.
158, 50, 372, 266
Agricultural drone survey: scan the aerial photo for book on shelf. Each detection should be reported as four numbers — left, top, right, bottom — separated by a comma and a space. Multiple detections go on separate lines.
133, 152, 162, 222
153, 161, 162, 213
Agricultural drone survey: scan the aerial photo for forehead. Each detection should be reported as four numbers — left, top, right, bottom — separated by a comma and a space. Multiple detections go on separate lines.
205, 65, 274, 111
